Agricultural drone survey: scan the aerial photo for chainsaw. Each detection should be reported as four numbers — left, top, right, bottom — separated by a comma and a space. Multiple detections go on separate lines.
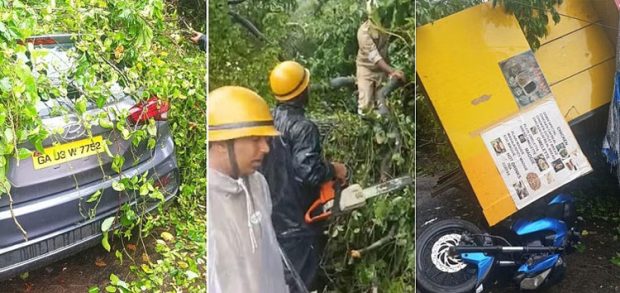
304, 175, 413, 224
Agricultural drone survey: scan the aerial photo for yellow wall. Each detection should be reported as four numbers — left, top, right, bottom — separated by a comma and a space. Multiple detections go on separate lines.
535, 1, 615, 121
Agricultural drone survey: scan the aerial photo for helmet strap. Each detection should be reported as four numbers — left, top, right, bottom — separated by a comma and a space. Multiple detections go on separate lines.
226, 140, 240, 179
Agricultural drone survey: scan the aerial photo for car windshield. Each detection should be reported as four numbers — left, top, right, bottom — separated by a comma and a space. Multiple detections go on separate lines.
15, 37, 126, 118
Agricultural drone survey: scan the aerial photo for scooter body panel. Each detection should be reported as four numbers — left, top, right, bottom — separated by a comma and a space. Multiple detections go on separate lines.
517, 254, 560, 275
549, 193, 574, 205
460, 252, 494, 287
513, 218, 567, 246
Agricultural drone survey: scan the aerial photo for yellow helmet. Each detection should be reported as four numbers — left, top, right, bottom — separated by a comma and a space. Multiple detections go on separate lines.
269, 61, 310, 101
208, 86, 279, 141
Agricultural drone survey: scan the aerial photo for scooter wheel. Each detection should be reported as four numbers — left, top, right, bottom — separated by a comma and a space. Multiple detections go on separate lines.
417, 219, 484, 293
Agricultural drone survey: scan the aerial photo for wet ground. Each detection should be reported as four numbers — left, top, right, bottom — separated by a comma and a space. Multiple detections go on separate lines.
0, 234, 154, 292
416, 172, 620, 293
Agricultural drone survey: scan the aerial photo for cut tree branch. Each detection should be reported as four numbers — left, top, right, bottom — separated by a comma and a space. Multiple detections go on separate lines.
349, 225, 397, 261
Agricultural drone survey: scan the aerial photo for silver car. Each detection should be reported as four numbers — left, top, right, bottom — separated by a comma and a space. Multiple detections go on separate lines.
0, 34, 179, 280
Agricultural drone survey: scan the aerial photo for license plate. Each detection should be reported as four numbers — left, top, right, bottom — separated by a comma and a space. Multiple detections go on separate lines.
32, 136, 105, 170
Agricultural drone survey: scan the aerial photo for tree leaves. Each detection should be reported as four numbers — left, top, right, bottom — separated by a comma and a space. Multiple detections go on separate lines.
1, 1, 206, 291
493, 0, 563, 50
17, 148, 31, 160
101, 217, 115, 232
218, 0, 415, 290
111, 155, 125, 173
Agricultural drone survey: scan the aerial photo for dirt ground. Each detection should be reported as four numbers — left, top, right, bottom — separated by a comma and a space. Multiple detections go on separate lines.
0, 234, 155, 293
416, 173, 620, 293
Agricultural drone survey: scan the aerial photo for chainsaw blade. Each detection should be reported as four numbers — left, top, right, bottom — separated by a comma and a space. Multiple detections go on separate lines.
362, 176, 413, 199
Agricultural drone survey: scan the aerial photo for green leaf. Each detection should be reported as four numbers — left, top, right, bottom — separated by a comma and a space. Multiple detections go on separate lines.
110, 273, 119, 285
19, 272, 28, 280
105, 285, 116, 293
160, 231, 174, 242
112, 155, 124, 173
101, 232, 111, 252
115, 249, 123, 264
86, 190, 102, 203
76, 97, 87, 114
99, 118, 114, 129
575, 242, 586, 253
33, 139, 44, 154
147, 121, 157, 136
88, 287, 100, 293
147, 138, 156, 149
141, 264, 153, 274
4, 128, 14, 142
0, 177, 11, 194
611, 255, 620, 267
121, 129, 131, 140
0, 78, 11, 92
120, 209, 136, 227
116, 280, 128, 290
17, 148, 31, 160
96, 95, 107, 108
101, 217, 115, 232
149, 189, 164, 201
185, 270, 199, 280
112, 181, 125, 191
139, 184, 149, 196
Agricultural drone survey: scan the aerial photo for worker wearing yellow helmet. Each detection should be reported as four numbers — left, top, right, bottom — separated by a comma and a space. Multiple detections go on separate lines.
356, 0, 405, 115
261, 61, 348, 291
207, 86, 288, 293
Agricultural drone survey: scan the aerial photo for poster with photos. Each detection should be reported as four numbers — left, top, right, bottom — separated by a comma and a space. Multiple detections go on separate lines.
499, 51, 552, 108
481, 98, 592, 209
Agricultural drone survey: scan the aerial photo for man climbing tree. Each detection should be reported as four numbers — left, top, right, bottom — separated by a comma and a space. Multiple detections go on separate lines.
356, 0, 405, 115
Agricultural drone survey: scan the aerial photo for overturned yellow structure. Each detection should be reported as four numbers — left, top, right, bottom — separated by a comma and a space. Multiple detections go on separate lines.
417, 1, 617, 225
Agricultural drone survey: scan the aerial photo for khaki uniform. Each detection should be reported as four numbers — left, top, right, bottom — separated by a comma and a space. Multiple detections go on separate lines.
356, 20, 389, 112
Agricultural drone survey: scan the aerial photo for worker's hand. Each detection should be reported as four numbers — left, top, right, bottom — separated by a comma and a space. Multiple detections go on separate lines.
189, 31, 203, 44
332, 162, 348, 184
389, 70, 406, 82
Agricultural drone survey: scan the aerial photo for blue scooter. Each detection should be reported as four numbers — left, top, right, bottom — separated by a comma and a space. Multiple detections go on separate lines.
416, 193, 582, 293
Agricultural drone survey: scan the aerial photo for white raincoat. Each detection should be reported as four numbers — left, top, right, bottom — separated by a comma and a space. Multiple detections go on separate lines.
207, 168, 288, 293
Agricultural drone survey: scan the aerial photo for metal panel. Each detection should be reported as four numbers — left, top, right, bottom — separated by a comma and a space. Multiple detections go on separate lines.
417, 1, 616, 225
536, 25, 614, 85
417, 3, 526, 225
537, 0, 616, 122
551, 59, 615, 121
540, 0, 600, 44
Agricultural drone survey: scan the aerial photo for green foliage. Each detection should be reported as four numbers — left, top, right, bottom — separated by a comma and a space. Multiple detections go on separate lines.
416, 0, 482, 27
493, 0, 562, 50
1, 0, 205, 291
418, 0, 562, 50
208, 0, 295, 96
210, 0, 413, 290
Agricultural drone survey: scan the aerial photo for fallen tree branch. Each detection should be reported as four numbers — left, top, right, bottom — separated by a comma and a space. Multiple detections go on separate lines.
349, 225, 397, 261
228, 11, 268, 42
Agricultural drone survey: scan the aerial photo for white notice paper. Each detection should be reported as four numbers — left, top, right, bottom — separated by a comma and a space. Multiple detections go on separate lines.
481, 99, 592, 209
